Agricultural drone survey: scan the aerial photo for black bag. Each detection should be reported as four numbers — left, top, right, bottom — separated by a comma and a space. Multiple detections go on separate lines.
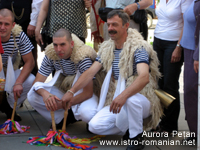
40, 0, 52, 51
98, 7, 122, 22
98, 7, 114, 22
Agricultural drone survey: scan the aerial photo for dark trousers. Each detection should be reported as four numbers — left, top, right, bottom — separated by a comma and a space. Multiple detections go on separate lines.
153, 36, 184, 132
184, 48, 197, 136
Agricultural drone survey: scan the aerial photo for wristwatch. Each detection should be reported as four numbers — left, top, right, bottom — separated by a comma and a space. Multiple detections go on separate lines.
176, 44, 182, 48
136, 2, 140, 10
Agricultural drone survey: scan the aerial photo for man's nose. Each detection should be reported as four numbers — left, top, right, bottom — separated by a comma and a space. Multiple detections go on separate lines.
108, 24, 113, 30
0, 24, 5, 29
57, 45, 62, 51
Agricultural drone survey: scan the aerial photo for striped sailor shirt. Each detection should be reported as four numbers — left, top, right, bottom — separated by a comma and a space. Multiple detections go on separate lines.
1, 32, 34, 68
96, 47, 149, 80
38, 56, 93, 77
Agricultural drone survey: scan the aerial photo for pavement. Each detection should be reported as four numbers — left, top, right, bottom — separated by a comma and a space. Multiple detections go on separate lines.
0, 93, 197, 150
0, 21, 198, 150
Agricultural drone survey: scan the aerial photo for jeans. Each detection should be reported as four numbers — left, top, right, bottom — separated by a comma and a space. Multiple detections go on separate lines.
153, 37, 184, 132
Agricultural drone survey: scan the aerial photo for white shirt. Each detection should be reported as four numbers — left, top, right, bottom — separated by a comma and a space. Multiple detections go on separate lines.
29, 0, 43, 26
154, 0, 193, 41
106, 0, 135, 9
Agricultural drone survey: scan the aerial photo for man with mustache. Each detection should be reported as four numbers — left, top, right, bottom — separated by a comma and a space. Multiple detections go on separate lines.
27, 28, 99, 129
63, 10, 162, 150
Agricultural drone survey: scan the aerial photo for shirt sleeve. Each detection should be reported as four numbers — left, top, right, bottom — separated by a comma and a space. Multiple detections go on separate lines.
181, 0, 193, 13
0, 37, 4, 54
77, 57, 93, 74
134, 47, 149, 65
19, 32, 34, 56
38, 55, 54, 77
95, 55, 102, 63
29, 0, 43, 26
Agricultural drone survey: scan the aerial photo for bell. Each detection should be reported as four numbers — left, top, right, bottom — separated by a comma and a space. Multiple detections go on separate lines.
155, 89, 175, 108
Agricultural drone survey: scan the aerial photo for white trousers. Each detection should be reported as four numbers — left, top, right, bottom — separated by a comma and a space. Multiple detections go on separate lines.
89, 93, 151, 138
28, 85, 98, 124
7, 69, 35, 109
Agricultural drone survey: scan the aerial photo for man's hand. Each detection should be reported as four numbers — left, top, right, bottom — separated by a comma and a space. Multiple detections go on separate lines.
13, 84, 23, 101
110, 94, 127, 114
84, 0, 91, 9
27, 24, 36, 38
194, 60, 199, 73
35, 29, 43, 46
43, 94, 61, 111
124, 3, 138, 16
62, 91, 74, 110
171, 47, 182, 63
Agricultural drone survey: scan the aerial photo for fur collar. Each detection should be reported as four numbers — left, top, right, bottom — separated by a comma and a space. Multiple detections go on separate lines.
12, 24, 22, 37
45, 34, 97, 64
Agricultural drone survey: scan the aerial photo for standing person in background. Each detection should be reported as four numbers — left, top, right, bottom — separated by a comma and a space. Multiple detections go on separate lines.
180, 0, 199, 141
35, 0, 90, 48
103, 0, 152, 41
0, 36, 3, 71
90, 0, 152, 52
0, 0, 43, 76
152, 0, 193, 134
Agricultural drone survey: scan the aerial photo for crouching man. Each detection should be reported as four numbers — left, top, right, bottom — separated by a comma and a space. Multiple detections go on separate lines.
0, 9, 35, 121
28, 28, 98, 129
63, 10, 163, 150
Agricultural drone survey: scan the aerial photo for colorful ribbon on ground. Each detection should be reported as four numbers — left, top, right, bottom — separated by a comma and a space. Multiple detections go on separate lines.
27, 129, 105, 149
0, 119, 30, 134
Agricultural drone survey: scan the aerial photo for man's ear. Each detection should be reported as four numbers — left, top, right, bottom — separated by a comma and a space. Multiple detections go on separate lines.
125, 22, 129, 29
71, 40, 74, 48
12, 22, 15, 28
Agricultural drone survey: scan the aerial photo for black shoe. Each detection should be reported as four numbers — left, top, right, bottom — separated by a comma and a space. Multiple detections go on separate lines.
123, 130, 129, 141
50, 119, 63, 130
126, 133, 145, 150
6, 113, 22, 121
86, 123, 93, 134
20, 103, 23, 108
0, 93, 22, 121
50, 108, 77, 130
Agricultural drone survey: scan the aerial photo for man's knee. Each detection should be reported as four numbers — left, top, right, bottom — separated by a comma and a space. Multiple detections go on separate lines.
79, 107, 96, 123
25, 74, 35, 86
88, 119, 100, 134
27, 92, 37, 108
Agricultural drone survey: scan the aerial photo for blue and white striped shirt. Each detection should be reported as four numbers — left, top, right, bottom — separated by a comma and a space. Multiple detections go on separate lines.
2, 32, 34, 67
39, 56, 93, 77
96, 47, 149, 80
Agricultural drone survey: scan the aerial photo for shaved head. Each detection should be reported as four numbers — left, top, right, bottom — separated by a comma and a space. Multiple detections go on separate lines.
53, 28, 72, 42
0, 8, 15, 22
